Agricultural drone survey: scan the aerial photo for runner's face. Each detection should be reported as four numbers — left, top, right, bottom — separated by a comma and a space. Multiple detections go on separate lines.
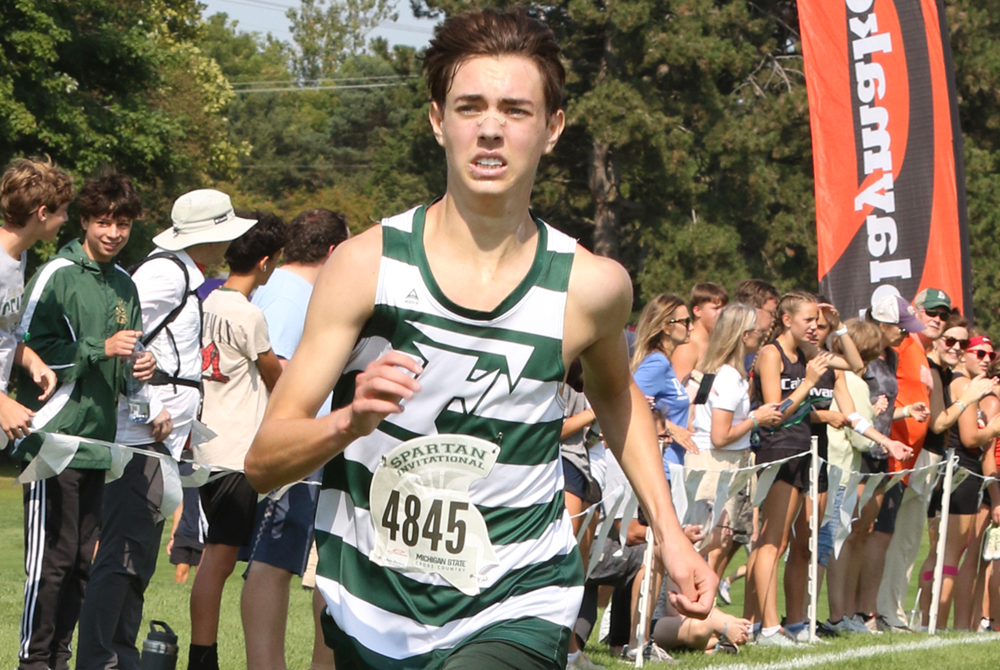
785, 302, 819, 343
937, 326, 968, 367
431, 55, 564, 200
81, 215, 132, 263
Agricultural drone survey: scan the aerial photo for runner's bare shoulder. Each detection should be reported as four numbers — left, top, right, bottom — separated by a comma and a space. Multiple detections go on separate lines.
310, 224, 383, 327
565, 244, 633, 346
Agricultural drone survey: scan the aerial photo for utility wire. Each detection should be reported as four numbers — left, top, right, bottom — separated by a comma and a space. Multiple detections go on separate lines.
233, 82, 411, 93
230, 74, 417, 86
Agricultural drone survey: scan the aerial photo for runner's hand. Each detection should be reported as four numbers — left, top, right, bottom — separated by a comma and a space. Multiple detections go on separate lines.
345, 351, 423, 439
105, 330, 140, 358
662, 536, 717, 619
131, 351, 156, 381
0, 393, 34, 442
882, 438, 912, 461
992, 505, 1000, 526
150, 409, 173, 442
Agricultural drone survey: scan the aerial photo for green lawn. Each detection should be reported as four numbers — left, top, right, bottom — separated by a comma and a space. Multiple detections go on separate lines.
2, 475, 998, 669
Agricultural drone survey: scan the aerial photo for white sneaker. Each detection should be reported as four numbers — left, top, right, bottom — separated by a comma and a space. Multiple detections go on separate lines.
718, 579, 732, 605
755, 628, 797, 647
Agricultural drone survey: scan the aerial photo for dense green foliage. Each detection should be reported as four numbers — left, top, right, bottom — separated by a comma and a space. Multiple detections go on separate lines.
2, 0, 999, 328
0, 0, 238, 270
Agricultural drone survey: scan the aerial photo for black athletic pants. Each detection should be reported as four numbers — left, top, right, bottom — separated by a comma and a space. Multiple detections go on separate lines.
20, 468, 104, 670
77, 449, 167, 670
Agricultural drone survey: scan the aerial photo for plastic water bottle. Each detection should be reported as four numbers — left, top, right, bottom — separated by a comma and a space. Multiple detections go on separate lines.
140, 620, 177, 670
127, 342, 151, 424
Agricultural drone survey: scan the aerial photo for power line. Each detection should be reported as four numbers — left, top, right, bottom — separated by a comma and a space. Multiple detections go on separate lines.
230, 74, 417, 86
233, 82, 411, 93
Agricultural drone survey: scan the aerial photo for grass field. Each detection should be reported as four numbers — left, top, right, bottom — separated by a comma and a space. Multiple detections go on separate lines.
1, 474, 998, 669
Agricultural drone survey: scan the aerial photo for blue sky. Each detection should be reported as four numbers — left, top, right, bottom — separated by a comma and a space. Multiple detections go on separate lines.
200, 0, 438, 49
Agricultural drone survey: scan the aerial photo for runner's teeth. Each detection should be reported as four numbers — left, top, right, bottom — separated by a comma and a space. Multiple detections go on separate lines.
476, 158, 504, 167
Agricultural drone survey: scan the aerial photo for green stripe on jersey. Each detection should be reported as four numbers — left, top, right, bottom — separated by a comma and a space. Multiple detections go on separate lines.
314, 530, 582, 626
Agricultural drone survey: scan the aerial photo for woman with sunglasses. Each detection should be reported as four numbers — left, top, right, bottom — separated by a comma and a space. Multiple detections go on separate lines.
915, 316, 995, 625
631, 294, 698, 475
933, 332, 1000, 629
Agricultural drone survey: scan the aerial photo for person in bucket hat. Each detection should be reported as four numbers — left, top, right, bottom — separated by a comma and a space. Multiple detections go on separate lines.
77, 190, 257, 670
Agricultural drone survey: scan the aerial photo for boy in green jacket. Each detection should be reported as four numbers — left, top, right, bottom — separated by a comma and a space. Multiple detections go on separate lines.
13, 173, 154, 670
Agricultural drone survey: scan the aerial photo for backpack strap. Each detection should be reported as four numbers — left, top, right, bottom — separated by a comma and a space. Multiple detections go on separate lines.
130, 252, 194, 348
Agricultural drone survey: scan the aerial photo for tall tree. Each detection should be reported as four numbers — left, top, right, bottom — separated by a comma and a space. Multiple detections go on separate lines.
0, 0, 237, 268
288, 0, 398, 80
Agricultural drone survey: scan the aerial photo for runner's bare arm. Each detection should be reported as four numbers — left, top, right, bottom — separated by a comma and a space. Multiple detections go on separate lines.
564, 248, 716, 619
245, 227, 422, 492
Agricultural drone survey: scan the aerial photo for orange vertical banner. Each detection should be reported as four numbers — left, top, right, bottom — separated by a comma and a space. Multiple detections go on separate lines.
800, 0, 971, 316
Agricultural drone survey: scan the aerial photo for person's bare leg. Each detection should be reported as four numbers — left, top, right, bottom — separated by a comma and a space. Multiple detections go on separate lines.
955, 507, 989, 630
242, 561, 293, 670
939, 513, 975, 630
784, 492, 826, 626
176, 563, 191, 584
747, 481, 801, 628
310, 588, 335, 670
190, 543, 241, 646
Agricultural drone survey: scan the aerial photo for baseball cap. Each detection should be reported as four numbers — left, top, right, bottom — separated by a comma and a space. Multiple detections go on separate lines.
914, 288, 951, 311
152, 189, 258, 251
870, 295, 926, 333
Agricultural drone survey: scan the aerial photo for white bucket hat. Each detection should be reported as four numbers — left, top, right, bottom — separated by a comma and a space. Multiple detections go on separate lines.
152, 189, 258, 251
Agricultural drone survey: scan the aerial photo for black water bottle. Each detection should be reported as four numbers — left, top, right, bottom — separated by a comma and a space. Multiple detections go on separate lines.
141, 621, 178, 670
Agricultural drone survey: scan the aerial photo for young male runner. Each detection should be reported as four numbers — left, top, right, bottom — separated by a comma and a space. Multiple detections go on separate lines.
0, 158, 70, 442
77, 189, 258, 670
241, 208, 349, 670
14, 173, 154, 670
246, 8, 715, 670
188, 213, 285, 670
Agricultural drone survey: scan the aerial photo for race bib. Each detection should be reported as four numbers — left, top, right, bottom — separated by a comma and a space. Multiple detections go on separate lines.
369, 434, 501, 596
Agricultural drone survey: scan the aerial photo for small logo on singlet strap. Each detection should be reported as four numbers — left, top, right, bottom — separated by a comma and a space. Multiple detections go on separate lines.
405, 289, 419, 305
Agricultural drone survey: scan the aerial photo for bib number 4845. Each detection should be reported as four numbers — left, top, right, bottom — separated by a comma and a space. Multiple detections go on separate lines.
380, 490, 468, 554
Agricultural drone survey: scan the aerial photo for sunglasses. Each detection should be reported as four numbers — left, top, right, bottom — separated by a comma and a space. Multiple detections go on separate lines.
970, 349, 998, 362
925, 307, 951, 320
942, 337, 969, 350
666, 317, 693, 327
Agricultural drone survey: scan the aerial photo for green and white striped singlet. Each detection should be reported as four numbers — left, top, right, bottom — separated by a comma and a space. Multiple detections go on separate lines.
314, 204, 584, 668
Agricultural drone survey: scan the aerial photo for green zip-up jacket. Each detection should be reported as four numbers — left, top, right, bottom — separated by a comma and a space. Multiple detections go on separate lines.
12, 239, 142, 469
